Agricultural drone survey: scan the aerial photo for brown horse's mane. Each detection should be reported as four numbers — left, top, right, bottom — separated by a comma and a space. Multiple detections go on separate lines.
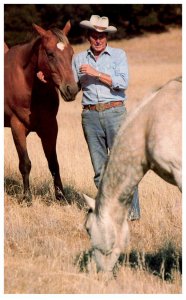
50, 27, 69, 44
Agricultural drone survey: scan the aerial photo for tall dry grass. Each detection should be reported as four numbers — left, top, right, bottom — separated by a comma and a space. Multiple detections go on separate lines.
4, 28, 182, 294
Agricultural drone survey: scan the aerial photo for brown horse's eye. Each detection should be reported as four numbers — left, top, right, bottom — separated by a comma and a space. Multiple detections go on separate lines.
46, 51, 54, 60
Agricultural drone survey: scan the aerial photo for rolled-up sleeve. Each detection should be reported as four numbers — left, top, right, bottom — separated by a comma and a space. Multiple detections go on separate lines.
110, 49, 128, 90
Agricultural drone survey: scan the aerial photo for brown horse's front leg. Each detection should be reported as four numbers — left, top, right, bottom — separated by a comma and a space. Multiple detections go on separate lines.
38, 121, 66, 202
10, 116, 32, 204
48, 151, 65, 201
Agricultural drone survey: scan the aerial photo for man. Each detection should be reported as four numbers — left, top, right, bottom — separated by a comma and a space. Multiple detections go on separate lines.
72, 15, 140, 220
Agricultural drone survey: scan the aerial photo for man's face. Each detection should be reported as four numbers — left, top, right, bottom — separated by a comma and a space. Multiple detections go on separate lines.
88, 31, 107, 54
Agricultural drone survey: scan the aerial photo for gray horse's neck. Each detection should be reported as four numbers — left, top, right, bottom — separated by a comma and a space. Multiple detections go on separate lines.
95, 91, 159, 219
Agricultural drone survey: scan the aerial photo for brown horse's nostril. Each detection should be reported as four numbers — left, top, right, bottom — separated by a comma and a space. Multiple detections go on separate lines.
66, 85, 72, 95
66, 84, 79, 98
59, 83, 78, 101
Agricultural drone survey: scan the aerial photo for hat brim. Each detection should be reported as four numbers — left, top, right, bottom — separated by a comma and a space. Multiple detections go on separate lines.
80, 20, 117, 33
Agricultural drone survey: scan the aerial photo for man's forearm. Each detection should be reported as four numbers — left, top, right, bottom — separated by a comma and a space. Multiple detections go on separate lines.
80, 64, 112, 87
97, 72, 112, 87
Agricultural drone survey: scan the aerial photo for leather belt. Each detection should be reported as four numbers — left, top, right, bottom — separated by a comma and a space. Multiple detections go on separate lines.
83, 101, 123, 112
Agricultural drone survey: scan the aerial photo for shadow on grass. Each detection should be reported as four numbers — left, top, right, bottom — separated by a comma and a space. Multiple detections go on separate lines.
4, 176, 86, 209
77, 242, 182, 281
63, 185, 86, 209
119, 243, 182, 281
4, 177, 23, 196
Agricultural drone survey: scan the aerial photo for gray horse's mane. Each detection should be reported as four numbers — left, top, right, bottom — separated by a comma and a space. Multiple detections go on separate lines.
119, 90, 158, 132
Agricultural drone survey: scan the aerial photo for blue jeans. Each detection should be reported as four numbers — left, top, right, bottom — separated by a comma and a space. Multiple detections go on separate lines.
82, 105, 140, 220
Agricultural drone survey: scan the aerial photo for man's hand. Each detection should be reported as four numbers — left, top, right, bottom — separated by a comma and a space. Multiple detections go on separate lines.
79, 64, 112, 87
37, 71, 47, 83
79, 64, 98, 77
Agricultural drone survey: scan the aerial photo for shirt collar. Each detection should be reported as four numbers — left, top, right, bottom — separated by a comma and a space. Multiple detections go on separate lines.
87, 45, 111, 58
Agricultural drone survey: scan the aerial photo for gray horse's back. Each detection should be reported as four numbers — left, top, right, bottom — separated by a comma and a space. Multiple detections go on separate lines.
147, 78, 182, 189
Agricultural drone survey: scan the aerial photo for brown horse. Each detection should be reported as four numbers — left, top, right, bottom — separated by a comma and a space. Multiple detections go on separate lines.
4, 21, 79, 204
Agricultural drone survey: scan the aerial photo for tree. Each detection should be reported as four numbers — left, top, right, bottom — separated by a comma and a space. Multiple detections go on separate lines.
4, 4, 182, 46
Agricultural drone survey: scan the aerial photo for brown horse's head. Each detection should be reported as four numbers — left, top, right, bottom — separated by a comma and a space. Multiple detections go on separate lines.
33, 22, 79, 101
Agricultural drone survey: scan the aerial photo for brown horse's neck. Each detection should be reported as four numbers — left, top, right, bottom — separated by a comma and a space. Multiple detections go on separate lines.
19, 37, 40, 65
18, 38, 41, 86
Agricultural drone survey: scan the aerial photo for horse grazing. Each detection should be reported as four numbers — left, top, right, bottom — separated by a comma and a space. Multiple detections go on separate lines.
4, 21, 79, 204
84, 77, 182, 272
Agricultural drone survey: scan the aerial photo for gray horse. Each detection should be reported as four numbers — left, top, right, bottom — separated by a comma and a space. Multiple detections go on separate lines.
84, 77, 182, 272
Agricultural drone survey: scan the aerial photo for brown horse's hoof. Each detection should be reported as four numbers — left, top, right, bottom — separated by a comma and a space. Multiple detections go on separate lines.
18, 193, 32, 207
56, 195, 69, 206
55, 187, 65, 200
55, 190, 70, 206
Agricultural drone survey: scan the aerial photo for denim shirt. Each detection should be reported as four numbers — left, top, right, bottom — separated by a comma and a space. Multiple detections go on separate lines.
72, 45, 129, 105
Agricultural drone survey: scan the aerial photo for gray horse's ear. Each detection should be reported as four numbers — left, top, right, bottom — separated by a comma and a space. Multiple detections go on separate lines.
83, 194, 95, 210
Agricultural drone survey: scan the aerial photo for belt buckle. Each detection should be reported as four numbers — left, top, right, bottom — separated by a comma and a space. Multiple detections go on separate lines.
95, 103, 105, 112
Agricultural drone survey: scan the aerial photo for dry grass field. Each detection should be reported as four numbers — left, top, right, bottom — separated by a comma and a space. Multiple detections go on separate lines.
4, 28, 182, 294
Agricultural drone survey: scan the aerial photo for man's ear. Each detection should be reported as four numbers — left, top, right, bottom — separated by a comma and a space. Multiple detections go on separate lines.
83, 194, 95, 211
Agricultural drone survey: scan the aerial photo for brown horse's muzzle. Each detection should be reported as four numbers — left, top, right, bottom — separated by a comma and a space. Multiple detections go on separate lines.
59, 82, 79, 101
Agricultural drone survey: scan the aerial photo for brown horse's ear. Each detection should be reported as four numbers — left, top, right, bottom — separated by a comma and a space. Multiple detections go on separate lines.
33, 24, 48, 37
4, 42, 9, 54
62, 20, 71, 36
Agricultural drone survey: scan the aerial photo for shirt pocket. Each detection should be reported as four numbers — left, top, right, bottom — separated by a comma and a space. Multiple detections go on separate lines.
102, 62, 117, 76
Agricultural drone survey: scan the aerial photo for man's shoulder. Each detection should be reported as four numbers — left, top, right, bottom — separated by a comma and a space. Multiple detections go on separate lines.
73, 50, 88, 60
108, 46, 126, 55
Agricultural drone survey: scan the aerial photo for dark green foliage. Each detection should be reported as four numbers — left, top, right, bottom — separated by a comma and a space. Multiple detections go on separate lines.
4, 4, 182, 46
4, 4, 40, 46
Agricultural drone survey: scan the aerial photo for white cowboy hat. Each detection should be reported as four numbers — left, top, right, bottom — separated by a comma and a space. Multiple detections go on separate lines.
80, 15, 117, 33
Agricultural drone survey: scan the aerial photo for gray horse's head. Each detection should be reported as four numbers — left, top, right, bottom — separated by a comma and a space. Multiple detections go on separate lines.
84, 194, 129, 272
